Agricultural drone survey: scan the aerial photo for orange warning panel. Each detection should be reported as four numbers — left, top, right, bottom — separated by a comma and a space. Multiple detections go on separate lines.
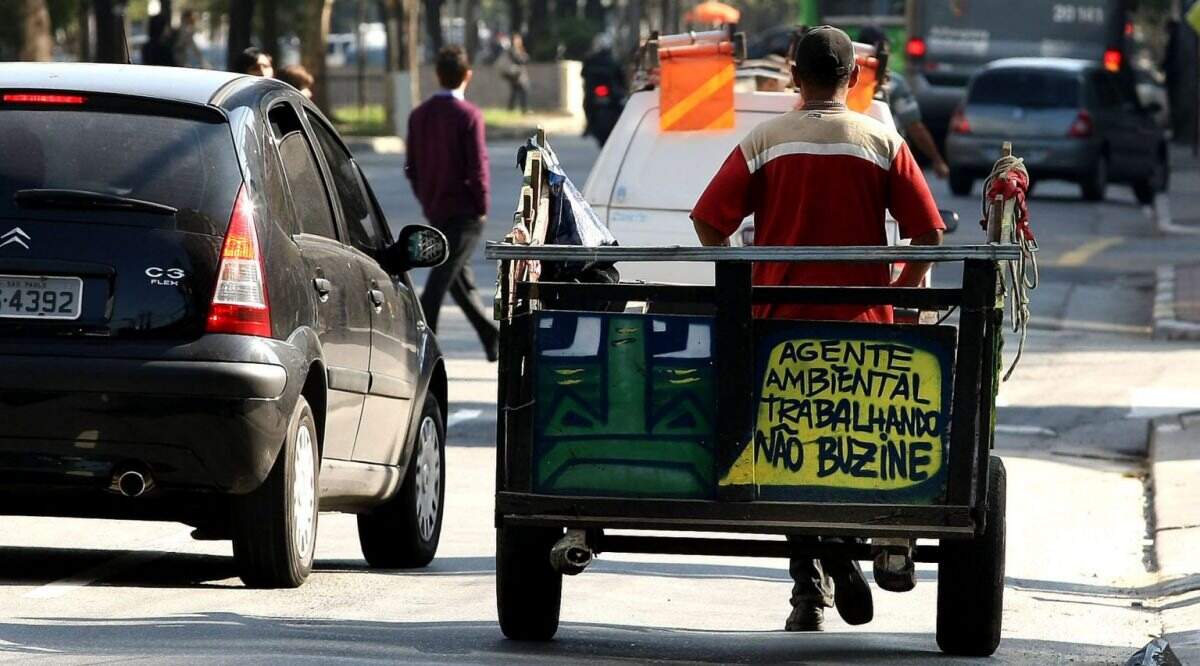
659, 45, 735, 132
846, 55, 880, 113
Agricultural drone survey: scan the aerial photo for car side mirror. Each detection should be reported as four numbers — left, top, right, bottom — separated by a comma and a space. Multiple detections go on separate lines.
939, 209, 960, 233
383, 224, 448, 273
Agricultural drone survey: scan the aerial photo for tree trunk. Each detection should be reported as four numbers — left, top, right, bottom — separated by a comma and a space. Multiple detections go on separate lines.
19, 0, 53, 62
583, 0, 602, 23
507, 0, 525, 34
77, 0, 90, 61
464, 0, 480, 61
227, 0, 256, 71
93, 0, 125, 64
301, 0, 334, 111
528, 0, 549, 56
555, 0, 576, 21
406, 0, 420, 102
423, 0, 444, 54
261, 0, 280, 58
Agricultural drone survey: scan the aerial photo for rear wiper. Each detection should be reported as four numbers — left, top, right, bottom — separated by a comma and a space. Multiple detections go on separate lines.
14, 189, 178, 215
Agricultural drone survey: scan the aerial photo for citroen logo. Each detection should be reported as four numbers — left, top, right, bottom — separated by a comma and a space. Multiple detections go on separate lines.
0, 228, 29, 250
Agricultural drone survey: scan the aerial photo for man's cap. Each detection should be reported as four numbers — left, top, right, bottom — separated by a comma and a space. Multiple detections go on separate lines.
792, 25, 855, 82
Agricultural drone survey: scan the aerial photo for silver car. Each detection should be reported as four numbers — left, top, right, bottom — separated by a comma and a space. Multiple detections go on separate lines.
946, 58, 1168, 203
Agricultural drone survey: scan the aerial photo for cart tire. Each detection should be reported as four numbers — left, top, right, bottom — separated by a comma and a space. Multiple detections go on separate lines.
936, 456, 1006, 657
497, 525, 563, 641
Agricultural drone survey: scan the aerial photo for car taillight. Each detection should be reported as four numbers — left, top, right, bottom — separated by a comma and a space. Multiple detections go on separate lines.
1068, 110, 1094, 138
906, 37, 927, 59
2, 93, 87, 105
950, 107, 970, 134
594, 84, 610, 98
207, 185, 271, 337
1103, 48, 1122, 72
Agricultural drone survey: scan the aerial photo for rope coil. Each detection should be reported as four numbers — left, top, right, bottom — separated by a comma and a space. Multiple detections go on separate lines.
981, 153, 1039, 381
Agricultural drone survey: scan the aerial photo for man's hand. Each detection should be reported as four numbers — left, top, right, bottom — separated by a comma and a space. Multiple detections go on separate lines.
693, 218, 730, 247
892, 228, 943, 288
933, 159, 950, 180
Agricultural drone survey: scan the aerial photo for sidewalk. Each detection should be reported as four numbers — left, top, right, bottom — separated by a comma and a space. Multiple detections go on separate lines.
1154, 145, 1200, 340
342, 110, 585, 156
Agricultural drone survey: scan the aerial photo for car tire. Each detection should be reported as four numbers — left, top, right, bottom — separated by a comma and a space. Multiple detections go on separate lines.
357, 394, 446, 568
232, 395, 320, 589
949, 170, 973, 197
1081, 155, 1108, 202
497, 525, 563, 641
936, 456, 1006, 657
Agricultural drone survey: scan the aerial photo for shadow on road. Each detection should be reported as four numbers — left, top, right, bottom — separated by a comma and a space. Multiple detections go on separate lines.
0, 613, 1137, 663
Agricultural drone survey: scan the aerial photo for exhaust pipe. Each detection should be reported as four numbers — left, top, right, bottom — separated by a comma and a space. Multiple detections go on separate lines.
549, 529, 593, 576
113, 468, 153, 498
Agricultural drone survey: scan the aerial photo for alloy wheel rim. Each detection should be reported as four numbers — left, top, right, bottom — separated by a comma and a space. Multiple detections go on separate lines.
414, 416, 441, 542
293, 423, 317, 561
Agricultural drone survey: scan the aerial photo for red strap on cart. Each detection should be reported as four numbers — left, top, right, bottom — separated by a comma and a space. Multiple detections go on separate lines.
980, 167, 1035, 243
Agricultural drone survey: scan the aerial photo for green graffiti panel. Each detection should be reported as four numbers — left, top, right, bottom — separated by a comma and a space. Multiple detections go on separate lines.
533, 312, 717, 498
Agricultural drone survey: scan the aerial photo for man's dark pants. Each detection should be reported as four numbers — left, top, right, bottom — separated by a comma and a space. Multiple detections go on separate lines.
419, 215, 499, 350
789, 535, 836, 610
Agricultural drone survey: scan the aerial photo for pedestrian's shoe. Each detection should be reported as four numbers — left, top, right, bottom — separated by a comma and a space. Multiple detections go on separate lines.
872, 551, 916, 593
784, 603, 824, 632
830, 560, 874, 625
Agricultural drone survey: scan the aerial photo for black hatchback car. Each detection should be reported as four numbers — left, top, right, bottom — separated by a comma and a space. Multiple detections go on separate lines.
0, 63, 450, 588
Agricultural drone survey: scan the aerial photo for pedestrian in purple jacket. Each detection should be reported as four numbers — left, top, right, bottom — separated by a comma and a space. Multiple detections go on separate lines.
407, 45, 500, 361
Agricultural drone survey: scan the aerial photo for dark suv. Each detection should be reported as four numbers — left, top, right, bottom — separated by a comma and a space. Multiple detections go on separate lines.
0, 63, 450, 588
946, 58, 1168, 203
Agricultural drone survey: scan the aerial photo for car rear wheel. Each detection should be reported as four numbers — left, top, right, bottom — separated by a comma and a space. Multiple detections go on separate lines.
1081, 155, 1108, 201
936, 456, 1006, 656
357, 394, 446, 568
949, 170, 973, 197
232, 395, 319, 589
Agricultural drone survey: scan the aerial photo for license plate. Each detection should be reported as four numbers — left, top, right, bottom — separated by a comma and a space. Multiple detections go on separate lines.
0, 275, 83, 321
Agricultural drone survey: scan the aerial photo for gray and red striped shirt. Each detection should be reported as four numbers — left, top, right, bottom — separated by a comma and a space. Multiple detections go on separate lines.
692, 104, 943, 323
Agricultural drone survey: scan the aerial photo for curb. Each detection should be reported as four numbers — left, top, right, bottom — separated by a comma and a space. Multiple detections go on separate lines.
343, 136, 405, 156
1148, 414, 1200, 664
1153, 265, 1200, 340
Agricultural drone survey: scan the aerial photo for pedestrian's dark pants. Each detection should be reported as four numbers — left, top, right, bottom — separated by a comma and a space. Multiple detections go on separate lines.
419, 216, 498, 350
508, 83, 529, 113
788, 535, 836, 609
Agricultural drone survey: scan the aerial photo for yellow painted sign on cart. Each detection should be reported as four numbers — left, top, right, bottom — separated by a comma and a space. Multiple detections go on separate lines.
720, 321, 956, 504
753, 338, 945, 490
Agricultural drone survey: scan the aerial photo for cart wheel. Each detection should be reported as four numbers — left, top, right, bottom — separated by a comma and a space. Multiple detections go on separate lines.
497, 525, 563, 641
936, 456, 1006, 657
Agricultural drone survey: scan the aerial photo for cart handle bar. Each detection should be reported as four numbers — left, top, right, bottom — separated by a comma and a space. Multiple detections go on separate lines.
485, 243, 1022, 264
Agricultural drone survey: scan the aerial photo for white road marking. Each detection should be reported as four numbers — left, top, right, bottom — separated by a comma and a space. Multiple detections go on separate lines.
23, 533, 187, 600
995, 424, 1058, 437
0, 638, 59, 653
446, 409, 483, 428
1127, 388, 1200, 419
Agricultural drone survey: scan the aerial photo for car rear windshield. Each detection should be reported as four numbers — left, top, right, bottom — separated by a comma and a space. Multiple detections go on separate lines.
968, 70, 1081, 109
0, 105, 241, 235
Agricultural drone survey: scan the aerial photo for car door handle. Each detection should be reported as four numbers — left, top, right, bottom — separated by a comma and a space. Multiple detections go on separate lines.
368, 289, 385, 308
313, 278, 332, 297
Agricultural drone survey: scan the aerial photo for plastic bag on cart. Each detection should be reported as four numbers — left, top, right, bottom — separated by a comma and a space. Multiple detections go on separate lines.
517, 138, 623, 311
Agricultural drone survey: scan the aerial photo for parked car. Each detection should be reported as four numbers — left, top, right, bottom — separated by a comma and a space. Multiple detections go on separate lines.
0, 63, 449, 588
946, 58, 1168, 203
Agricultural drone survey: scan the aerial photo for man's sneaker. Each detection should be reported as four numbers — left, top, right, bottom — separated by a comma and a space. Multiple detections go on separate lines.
830, 560, 874, 625
785, 603, 824, 632
872, 552, 917, 593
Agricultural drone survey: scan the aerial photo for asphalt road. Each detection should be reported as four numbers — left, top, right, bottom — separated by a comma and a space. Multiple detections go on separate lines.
1, 136, 1198, 663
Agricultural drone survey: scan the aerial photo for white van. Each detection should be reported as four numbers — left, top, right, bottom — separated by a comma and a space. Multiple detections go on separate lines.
581, 88, 904, 285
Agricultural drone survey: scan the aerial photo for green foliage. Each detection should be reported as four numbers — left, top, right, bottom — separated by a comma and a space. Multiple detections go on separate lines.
333, 104, 387, 135
556, 16, 600, 61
